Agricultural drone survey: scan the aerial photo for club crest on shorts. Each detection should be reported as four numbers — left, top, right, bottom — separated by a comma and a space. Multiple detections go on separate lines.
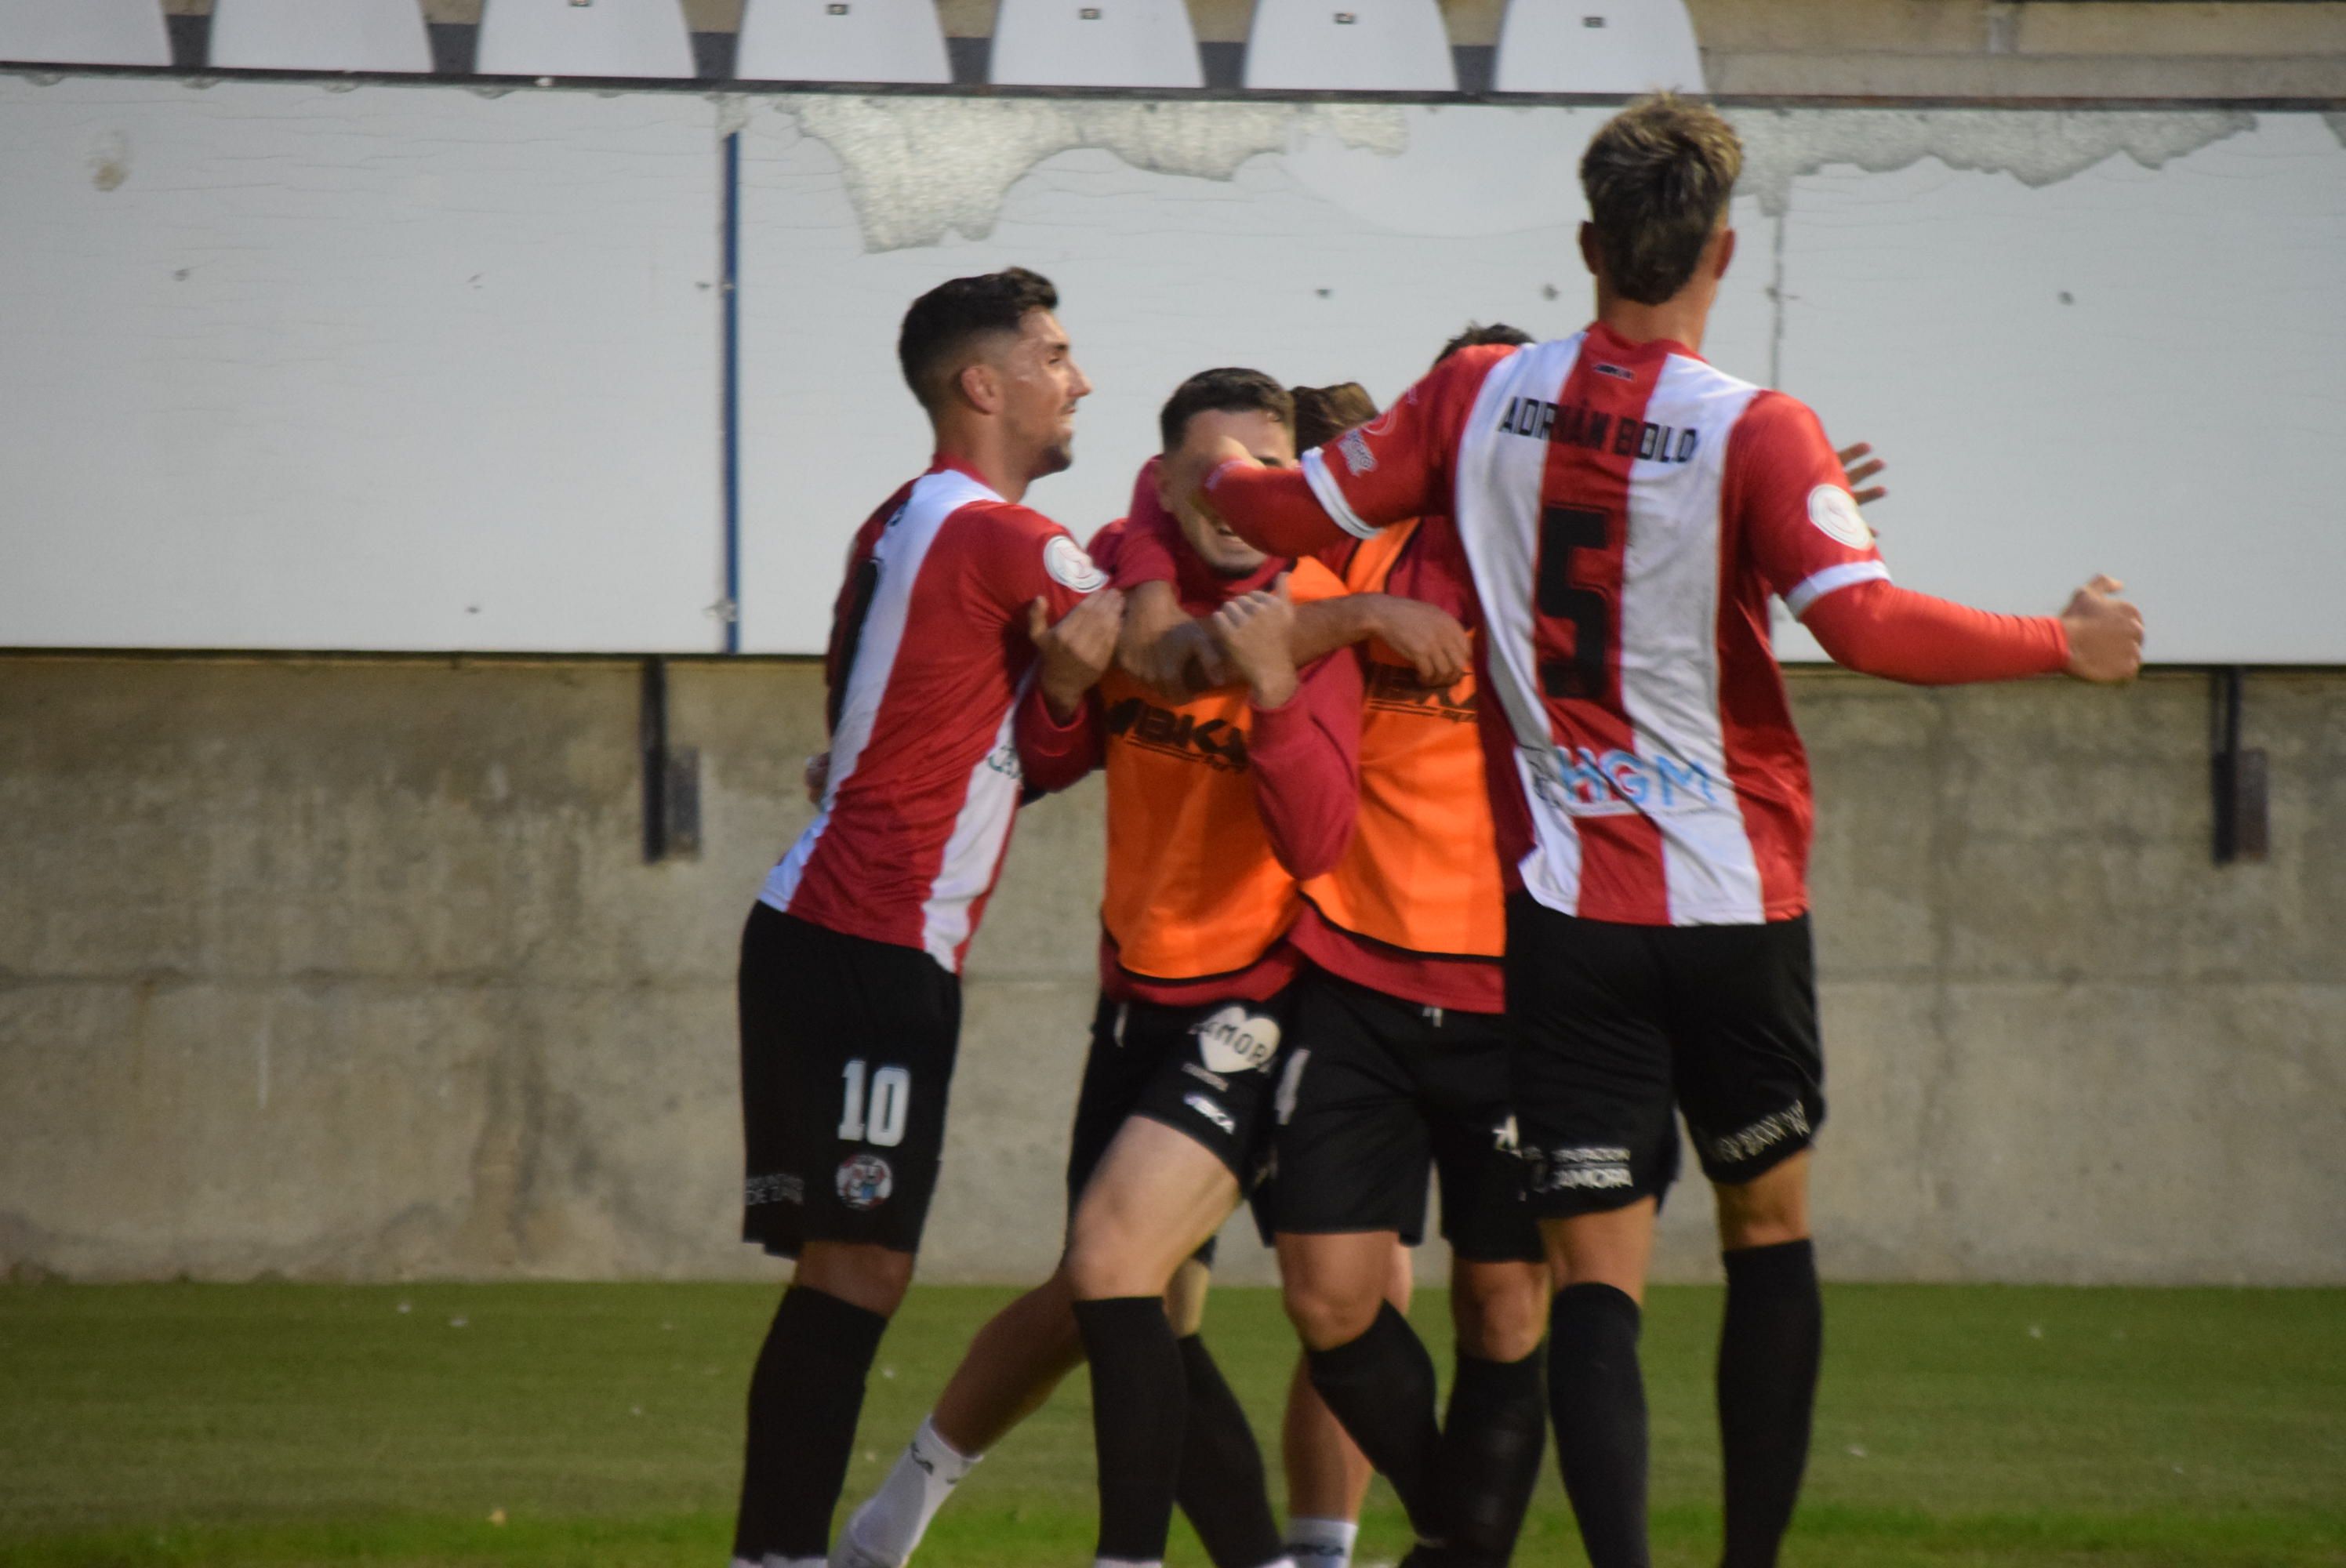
834, 1152, 894, 1210
1193, 1005, 1281, 1076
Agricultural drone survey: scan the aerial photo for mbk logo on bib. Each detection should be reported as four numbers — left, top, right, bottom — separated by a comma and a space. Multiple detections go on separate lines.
1192, 1006, 1281, 1075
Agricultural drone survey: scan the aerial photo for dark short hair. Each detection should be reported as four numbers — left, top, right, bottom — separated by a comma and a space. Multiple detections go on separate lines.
1291, 382, 1379, 452
1433, 321, 1533, 370
897, 267, 1059, 412
1157, 367, 1295, 453
1580, 94, 1743, 307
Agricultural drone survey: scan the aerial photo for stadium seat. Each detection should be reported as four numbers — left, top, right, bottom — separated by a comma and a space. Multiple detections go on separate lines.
1492, 0, 1704, 95
1241, 0, 1454, 92
988, 0, 1203, 89
0, 0, 170, 67
736, 0, 950, 84
474, 0, 694, 79
209, 0, 433, 74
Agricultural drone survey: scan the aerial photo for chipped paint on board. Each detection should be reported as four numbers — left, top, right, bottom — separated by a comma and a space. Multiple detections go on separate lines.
1729, 107, 2257, 216
778, 94, 1408, 252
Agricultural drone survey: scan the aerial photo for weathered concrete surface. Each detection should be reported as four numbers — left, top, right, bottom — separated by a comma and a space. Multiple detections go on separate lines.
0, 658, 2339, 1287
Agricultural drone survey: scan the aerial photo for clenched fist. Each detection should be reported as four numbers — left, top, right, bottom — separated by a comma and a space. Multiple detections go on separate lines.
2060, 575, 2144, 684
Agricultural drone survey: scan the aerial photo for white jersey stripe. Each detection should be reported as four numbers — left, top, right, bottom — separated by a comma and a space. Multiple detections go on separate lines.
917, 681, 1029, 968
1450, 337, 1588, 914
1784, 559, 1891, 617
762, 469, 999, 916
1623, 356, 1766, 925
1300, 448, 1380, 541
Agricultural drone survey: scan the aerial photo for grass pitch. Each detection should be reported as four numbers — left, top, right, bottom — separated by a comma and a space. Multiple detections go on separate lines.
0, 1281, 2338, 1566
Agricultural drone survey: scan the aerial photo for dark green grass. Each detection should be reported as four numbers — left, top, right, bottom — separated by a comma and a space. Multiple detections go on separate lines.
0, 1282, 2338, 1566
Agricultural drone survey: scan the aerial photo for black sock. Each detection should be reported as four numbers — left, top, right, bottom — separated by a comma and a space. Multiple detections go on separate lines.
1548, 1283, 1651, 1568
732, 1284, 891, 1562
1717, 1240, 1823, 1568
1075, 1296, 1188, 1564
1303, 1301, 1444, 1542
1436, 1346, 1549, 1566
1173, 1334, 1287, 1568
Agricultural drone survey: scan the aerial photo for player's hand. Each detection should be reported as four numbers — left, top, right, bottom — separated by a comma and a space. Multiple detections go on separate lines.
1364, 595, 1471, 689
1120, 583, 1230, 700
1030, 590, 1125, 720
2059, 575, 2144, 684
1837, 441, 1888, 508
802, 751, 830, 806
1209, 575, 1300, 710
1165, 434, 1261, 532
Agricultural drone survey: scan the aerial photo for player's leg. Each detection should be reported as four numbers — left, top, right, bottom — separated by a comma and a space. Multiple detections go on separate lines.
1066, 993, 1297, 1568
1067, 1117, 1247, 1567
1670, 916, 1828, 1568
1268, 972, 1450, 1555
1424, 1024, 1552, 1568
1162, 1256, 1291, 1568
735, 906, 961, 1568
1278, 1241, 1405, 1568
1508, 893, 1680, 1568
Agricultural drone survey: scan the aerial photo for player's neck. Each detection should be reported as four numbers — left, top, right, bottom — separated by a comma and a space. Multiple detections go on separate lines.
932, 420, 1030, 505
1592, 283, 1711, 358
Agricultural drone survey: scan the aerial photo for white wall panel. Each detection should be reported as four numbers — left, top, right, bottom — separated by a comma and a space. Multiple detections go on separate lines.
741, 100, 2346, 662
0, 77, 724, 652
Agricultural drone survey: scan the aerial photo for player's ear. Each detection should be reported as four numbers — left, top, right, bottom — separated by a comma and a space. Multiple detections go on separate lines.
955, 359, 1001, 416
1578, 221, 1603, 281
1712, 225, 1738, 283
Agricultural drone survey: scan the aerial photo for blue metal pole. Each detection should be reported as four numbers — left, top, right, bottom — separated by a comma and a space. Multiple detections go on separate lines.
721, 128, 743, 655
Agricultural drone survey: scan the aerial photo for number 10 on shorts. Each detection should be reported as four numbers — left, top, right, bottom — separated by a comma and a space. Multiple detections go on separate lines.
838, 1060, 910, 1148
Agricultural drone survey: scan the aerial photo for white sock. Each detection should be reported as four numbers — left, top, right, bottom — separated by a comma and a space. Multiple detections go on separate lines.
1094, 1559, 1162, 1568
831, 1415, 982, 1568
749, 1559, 824, 1568
1285, 1517, 1359, 1566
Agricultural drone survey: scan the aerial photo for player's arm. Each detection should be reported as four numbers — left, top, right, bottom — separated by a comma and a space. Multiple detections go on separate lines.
1168, 350, 1499, 558
1802, 574, 2141, 684
1290, 593, 1469, 689
1013, 589, 1124, 793
1736, 394, 2142, 685
1208, 578, 1360, 880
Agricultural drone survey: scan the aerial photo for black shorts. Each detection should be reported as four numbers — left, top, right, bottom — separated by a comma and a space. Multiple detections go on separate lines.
739, 902, 962, 1258
1261, 967, 1544, 1264
1506, 892, 1825, 1218
1065, 990, 1296, 1268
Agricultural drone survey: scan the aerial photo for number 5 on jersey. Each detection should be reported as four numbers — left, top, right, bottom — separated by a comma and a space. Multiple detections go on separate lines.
838, 1059, 910, 1148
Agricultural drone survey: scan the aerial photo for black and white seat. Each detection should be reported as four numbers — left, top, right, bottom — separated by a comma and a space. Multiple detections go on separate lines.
1492, 0, 1703, 94
0, 0, 170, 66
736, 0, 950, 84
988, 0, 1203, 89
1241, 0, 1454, 91
474, 0, 694, 78
208, 0, 433, 74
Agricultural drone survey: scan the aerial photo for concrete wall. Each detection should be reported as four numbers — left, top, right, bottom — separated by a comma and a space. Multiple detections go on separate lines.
2, 656, 2338, 1287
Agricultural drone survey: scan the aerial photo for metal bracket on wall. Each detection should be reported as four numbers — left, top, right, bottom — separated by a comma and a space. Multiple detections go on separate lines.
641, 657, 701, 862
2210, 666, 2267, 866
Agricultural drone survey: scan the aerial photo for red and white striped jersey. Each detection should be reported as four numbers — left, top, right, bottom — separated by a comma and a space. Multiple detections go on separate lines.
762, 456, 1105, 971
1279, 325, 1888, 927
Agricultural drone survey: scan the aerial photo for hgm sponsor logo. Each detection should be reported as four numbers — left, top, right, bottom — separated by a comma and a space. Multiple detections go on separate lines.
1527, 745, 1720, 817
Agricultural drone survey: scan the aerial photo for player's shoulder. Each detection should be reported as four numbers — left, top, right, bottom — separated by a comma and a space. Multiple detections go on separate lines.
1723, 387, 1834, 464
1086, 517, 1131, 572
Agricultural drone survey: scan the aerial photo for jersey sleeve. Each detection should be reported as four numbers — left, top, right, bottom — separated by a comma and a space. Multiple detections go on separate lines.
1106, 465, 1182, 591
1013, 681, 1103, 794
1724, 391, 1890, 617
1800, 573, 2069, 684
1246, 649, 1363, 880
966, 502, 1111, 624
1208, 347, 1505, 557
